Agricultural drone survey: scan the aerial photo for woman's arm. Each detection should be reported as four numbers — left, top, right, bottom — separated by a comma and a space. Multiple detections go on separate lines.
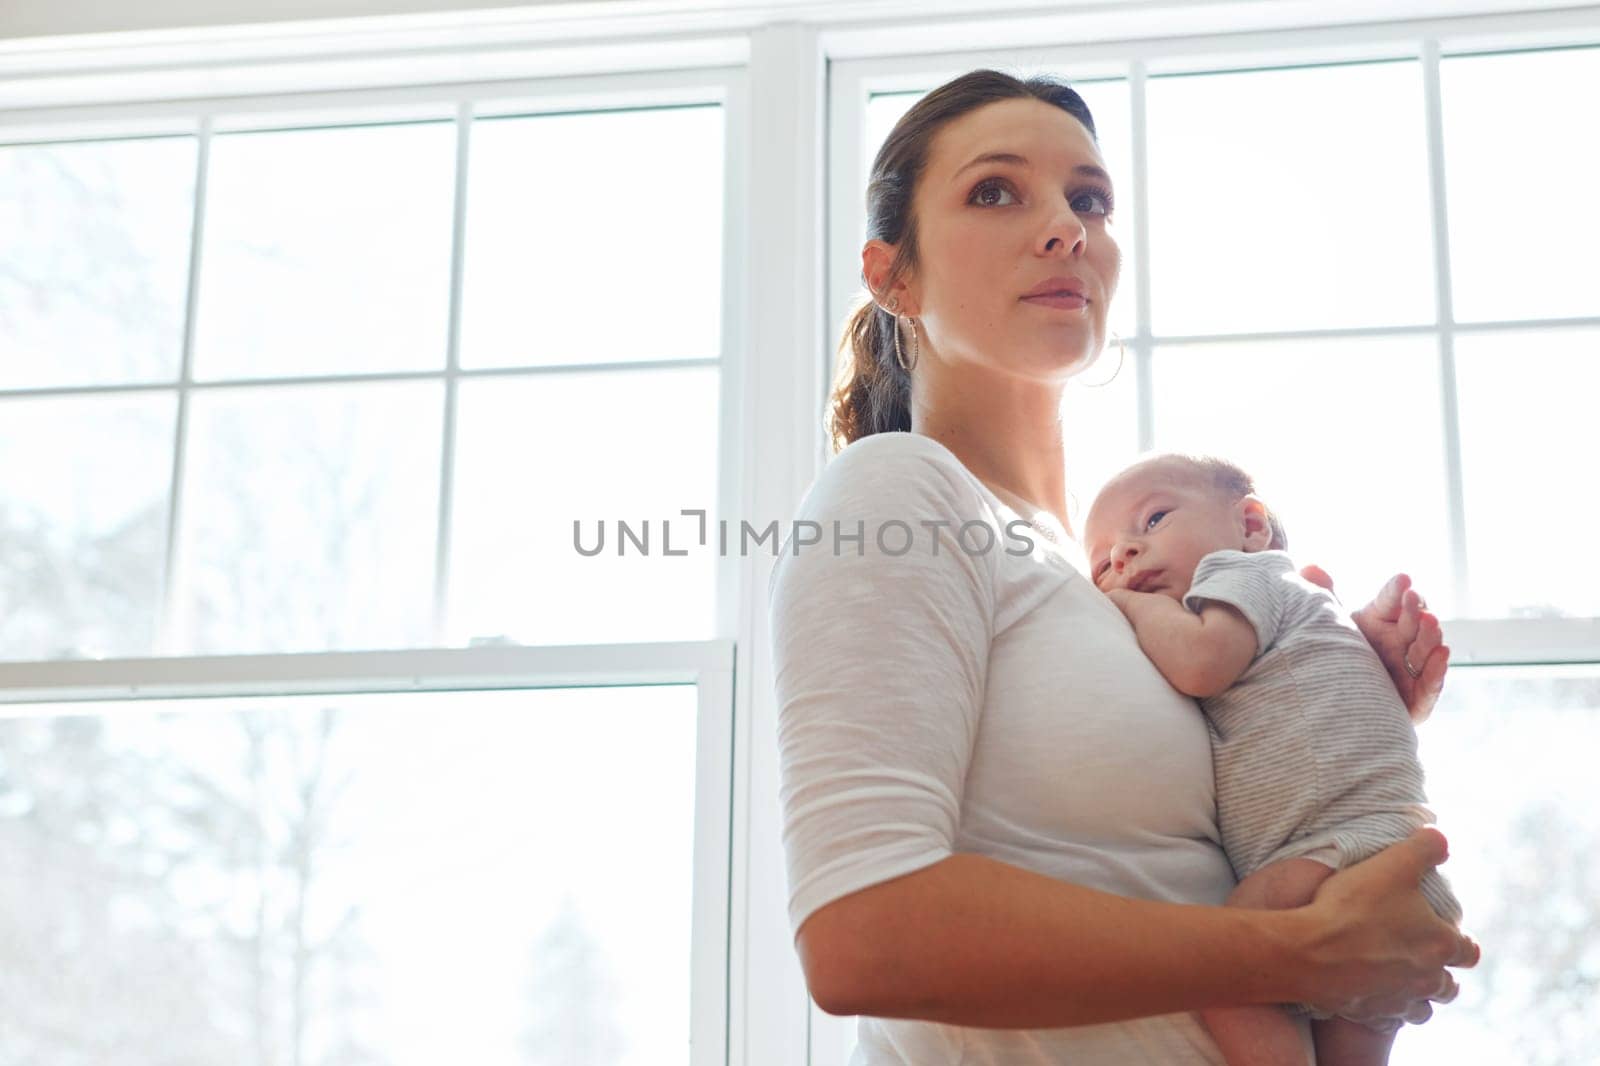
798, 830, 1477, 1027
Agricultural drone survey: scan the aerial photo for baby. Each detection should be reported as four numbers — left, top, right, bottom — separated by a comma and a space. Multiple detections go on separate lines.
1082, 453, 1461, 1066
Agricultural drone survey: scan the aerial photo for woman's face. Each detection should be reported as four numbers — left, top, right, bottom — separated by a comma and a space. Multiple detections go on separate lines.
882, 96, 1121, 380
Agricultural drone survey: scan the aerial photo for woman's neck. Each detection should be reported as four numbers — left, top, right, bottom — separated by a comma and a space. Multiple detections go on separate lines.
910, 364, 1072, 535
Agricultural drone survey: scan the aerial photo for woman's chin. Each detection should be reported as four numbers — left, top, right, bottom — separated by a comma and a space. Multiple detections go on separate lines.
1047, 345, 1105, 380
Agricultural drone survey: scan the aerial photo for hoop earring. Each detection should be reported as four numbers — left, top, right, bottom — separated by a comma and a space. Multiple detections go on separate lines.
1076, 331, 1126, 389
895, 315, 920, 373
885, 295, 918, 374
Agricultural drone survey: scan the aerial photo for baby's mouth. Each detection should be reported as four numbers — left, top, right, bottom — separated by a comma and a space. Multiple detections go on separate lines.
1128, 569, 1164, 593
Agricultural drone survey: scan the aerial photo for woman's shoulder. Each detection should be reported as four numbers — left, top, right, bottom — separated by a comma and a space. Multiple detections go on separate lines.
773, 432, 1006, 600
814, 432, 991, 511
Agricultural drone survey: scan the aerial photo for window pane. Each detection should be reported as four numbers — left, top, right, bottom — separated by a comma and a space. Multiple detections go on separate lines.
1151, 336, 1454, 615
449, 367, 719, 646
195, 122, 456, 380
862, 90, 921, 178
1147, 63, 1435, 335
175, 382, 441, 653
0, 136, 194, 389
1455, 327, 1600, 618
862, 80, 1137, 341
0, 684, 697, 1065
1443, 48, 1600, 324
1390, 665, 1600, 1064
1062, 350, 1141, 523
0, 394, 174, 660
460, 106, 723, 368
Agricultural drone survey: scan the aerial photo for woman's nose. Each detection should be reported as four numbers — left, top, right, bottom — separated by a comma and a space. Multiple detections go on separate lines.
1040, 208, 1087, 258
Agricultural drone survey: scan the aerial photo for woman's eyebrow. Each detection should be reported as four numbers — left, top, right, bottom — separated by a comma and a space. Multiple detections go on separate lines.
950, 151, 1112, 187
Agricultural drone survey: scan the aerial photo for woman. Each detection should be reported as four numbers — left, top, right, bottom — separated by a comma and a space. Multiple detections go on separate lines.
767, 69, 1478, 1063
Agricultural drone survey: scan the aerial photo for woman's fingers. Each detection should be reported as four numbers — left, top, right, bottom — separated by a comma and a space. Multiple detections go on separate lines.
1390, 827, 1450, 882
1402, 606, 1447, 723
1408, 645, 1449, 724
1397, 589, 1424, 644
1350, 575, 1450, 723
1368, 572, 1411, 623
1402, 1000, 1435, 1025
1310, 830, 1477, 1032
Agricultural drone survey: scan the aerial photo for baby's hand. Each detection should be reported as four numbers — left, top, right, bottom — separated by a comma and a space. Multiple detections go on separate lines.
1104, 587, 1137, 613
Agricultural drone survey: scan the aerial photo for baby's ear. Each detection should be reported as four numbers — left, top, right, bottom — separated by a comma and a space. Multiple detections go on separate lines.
1238, 495, 1274, 552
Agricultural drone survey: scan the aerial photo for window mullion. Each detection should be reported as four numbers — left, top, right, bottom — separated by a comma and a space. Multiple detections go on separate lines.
1422, 38, 1472, 616
431, 101, 472, 645
157, 114, 210, 656
1129, 59, 1154, 453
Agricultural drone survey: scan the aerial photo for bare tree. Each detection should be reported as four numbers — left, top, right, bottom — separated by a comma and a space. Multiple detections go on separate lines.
0, 140, 191, 385
521, 898, 627, 1066
1469, 800, 1600, 1066
0, 498, 167, 660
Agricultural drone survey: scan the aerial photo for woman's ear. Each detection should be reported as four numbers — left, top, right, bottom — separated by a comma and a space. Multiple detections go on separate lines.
1239, 496, 1274, 552
861, 240, 917, 315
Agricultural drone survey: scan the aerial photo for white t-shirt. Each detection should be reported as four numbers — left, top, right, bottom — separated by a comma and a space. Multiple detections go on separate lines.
768, 431, 1292, 1064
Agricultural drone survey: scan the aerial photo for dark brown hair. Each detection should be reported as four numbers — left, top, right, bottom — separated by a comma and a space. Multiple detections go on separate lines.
826, 69, 1100, 456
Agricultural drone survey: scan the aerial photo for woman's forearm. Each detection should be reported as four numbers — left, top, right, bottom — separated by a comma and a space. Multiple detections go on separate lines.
798, 851, 1311, 1027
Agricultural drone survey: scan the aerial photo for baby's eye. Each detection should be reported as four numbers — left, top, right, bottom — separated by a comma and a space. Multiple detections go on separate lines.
1144, 510, 1169, 532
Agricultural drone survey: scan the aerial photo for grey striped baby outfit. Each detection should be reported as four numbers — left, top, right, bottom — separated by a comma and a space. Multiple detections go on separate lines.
1182, 549, 1461, 926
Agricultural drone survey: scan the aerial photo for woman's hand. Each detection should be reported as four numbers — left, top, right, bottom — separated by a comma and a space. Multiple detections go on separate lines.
1301, 567, 1448, 724
1296, 829, 1480, 1028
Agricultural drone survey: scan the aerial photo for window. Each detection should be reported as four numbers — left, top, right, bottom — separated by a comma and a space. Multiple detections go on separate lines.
1407, 664, 1600, 1061
839, 43, 1600, 630
833, 28, 1600, 1066
0, 683, 701, 1065
0, 94, 727, 660
0, 62, 738, 1066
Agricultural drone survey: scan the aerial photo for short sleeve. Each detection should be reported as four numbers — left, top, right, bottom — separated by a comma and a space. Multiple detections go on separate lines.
767, 433, 1001, 935
1182, 549, 1295, 657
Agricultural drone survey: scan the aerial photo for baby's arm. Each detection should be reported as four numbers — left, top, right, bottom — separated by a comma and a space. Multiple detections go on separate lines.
1105, 590, 1257, 698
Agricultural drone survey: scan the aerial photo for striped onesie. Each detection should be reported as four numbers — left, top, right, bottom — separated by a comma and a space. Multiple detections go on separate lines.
1181, 549, 1461, 927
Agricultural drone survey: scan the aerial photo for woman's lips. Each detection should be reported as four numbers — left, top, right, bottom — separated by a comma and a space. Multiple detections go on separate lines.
1021, 293, 1088, 311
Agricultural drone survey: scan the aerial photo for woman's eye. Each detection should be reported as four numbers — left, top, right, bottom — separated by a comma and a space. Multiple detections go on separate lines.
1144, 510, 1168, 532
1071, 187, 1115, 217
970, 179, 1017, 207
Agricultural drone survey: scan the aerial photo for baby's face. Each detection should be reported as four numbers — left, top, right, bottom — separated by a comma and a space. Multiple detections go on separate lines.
1084, 463, 1252, 601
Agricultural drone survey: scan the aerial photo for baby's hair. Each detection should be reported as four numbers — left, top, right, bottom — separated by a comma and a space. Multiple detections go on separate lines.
1145, 453, 1290, 551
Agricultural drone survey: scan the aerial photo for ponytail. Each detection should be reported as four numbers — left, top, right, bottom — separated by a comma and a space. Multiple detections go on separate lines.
826, 296, 913, 455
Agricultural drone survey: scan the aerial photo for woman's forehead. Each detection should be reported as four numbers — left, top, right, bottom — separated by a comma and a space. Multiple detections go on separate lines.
928, 97, 1104, 180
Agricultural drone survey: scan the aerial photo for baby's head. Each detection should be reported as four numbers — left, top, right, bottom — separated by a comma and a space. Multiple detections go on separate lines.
1083, 454, 1287, 601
